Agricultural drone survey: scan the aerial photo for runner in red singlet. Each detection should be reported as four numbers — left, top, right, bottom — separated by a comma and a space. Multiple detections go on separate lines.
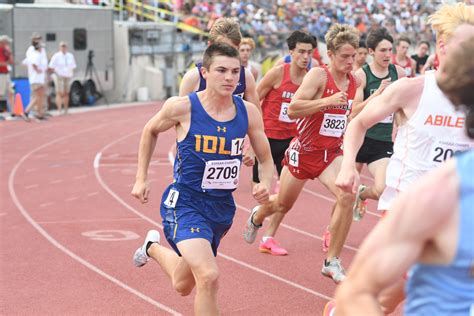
421, 53, 440, 74
392, 36, 417, 78
251, 31, 316, 256
243, 24, 361, 284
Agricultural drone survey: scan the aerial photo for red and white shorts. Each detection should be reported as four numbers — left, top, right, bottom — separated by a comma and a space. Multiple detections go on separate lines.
282, 139, 342, 180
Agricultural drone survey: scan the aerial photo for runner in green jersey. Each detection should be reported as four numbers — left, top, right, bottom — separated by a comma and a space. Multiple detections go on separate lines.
350, 27, 406, 220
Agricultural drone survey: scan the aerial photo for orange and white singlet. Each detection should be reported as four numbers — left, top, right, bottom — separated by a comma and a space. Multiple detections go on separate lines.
379, 71, 474, 210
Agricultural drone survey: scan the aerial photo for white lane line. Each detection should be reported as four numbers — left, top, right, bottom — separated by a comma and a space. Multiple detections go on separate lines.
361, 174, 374, 181
0, 213, 7, 217
25, 184, 39, 189
87, 192, 99, 197
40, 202, 54, 208
65, 197, 79, 202
99, 163, 173, 167
93, 152, 102, 169
235, 203, 358, 252
74, 175, 88, 180
168, 150, 174, 165
37, 217, 143, 225
219, 253, 331, 300
25, 168, 37, 173
1, 126, 50, 140
95, 137, 334, 301
50, 179, 64, 184
9, 125, 181, 315
302, 188, 382, 218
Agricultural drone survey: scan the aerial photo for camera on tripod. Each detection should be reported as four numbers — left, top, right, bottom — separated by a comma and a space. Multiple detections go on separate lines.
69, 49, 107, 106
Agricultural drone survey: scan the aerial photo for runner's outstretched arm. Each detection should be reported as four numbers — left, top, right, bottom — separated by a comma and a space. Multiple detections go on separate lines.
132, 97, 189, 203
288, 67, 345, 118
335, 160, 458, 315
245, 101, 273, 204
336, 78, 413, 193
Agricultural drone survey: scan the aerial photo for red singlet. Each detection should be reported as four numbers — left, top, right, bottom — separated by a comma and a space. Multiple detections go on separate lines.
295, 66, 357, 152
261, 63, 300, 140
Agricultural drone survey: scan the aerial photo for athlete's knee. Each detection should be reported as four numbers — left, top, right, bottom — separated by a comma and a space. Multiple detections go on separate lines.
379, 297, 399, 315
336, 191, 355, 209
195, 268, 219, 292
274, 199, 293, 214
173, 279, 195, 296
378, 283, 405, 314
373, 188, 383, 200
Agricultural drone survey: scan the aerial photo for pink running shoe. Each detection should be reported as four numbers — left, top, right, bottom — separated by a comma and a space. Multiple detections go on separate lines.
259, 237, 288, 256
323, 300, 336, 316
322, 228, 331, 253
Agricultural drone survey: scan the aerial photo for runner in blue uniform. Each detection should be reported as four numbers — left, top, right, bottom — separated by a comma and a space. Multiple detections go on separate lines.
131, 43, 273, 316
179, 18, 259, 107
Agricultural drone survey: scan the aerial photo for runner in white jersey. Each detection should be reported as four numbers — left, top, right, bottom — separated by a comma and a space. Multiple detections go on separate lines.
326, 32, 474, 316
334, 4, 474, 314
378, 69, 473, 210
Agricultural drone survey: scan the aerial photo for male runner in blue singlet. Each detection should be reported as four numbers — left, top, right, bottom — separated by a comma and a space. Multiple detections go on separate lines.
131, 43, 274, 316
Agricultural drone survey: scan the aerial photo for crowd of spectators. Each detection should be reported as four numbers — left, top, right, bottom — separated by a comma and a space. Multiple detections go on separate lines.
179, 0, 442, 53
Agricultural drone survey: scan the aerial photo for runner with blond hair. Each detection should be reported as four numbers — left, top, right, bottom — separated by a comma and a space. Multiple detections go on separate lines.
332, 32, 474, 316
244, 24, 361, 283
239, 37, 259, 80
330, 3, 474, 314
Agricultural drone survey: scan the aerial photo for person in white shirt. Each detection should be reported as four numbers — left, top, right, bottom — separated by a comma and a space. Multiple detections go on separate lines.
49, 42, 76, 115
24, 34, 48, 120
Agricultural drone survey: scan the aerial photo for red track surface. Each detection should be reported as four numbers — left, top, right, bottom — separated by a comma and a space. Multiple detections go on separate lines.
1, 103, 402, 315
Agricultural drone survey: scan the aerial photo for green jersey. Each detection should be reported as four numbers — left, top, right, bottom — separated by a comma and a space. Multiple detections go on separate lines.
362, 63, 398, 142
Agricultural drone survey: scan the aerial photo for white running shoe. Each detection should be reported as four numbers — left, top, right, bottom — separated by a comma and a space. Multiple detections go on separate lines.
243, 206, 262, 244
133, 230, 161, 267
321, 257, 346, 284
353, 184, 368, 221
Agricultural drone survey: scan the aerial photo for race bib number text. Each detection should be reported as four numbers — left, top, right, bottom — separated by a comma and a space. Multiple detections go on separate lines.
202, 159, 241, 189
288, 149, 299, 167
431, 140, 470, 163
319, 114, 347, 137
279, 102, 295, 123
164, 188, 179, 208
231, 138, 245, 156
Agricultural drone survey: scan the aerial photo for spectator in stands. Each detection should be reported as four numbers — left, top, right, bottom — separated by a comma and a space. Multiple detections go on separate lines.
49, 41, 77, 115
